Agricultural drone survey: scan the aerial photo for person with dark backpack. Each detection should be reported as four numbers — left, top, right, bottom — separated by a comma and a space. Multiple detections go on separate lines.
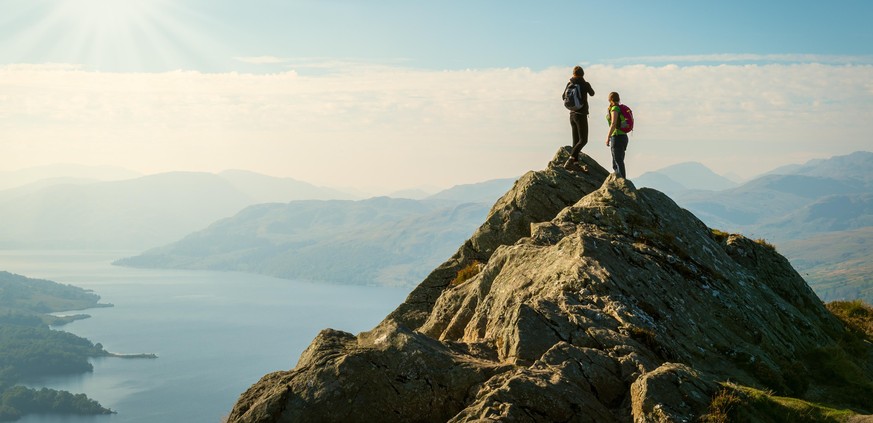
561, 66, 595, 171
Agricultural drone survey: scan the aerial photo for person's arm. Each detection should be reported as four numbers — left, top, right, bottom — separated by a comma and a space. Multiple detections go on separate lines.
587, 82, 595, 96
606, 108, 619, 145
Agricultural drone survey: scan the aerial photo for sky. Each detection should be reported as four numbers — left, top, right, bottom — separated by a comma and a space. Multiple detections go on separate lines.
1, 0, 872, 194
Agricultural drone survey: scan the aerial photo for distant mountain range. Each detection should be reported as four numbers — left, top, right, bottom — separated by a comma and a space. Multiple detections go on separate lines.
217, 169, 356, 203
426, 178, 516, 203
115, 197, 492, 286
113, 176, 516, 285
118, 152, 872, 301
634, 161, 738, 194
0, 170, 357, 249
3, 153, 871, 303
0, 164, 142, 191
632, 152, 872, 242
669, 152, 872, 240
635, 151, 873, 303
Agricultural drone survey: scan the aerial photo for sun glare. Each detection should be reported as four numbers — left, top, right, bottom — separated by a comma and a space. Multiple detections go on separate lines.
59, 0, 163, 34
42, 0, 198, 71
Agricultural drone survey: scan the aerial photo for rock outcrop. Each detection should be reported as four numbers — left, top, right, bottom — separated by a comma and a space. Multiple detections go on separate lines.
227, 148, 872, 422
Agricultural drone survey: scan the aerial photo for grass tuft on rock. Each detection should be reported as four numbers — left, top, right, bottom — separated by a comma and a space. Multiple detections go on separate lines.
450, 261, 481, 287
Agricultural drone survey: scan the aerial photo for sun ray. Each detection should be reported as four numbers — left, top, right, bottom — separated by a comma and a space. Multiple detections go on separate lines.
6, 0, 227, 72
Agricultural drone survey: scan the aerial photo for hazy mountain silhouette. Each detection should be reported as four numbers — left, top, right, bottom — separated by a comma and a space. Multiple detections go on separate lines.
0, 170, 359, 249
426, 177, 516, 203
218, 169, 358, 202
764, 150, 873, 182
0, 172, 252, 249
116, 197, 491, 286
635, 153, 872, 235
631, 172, 688, 195
386, 188, 436, 200
112, 153, 873, 303
757, 193, 873, 240
3, 153, 869, 304
672, 152, 872, 233
115, 176, 522, 285
635, 161, 737, 194
0, 164, 141, 191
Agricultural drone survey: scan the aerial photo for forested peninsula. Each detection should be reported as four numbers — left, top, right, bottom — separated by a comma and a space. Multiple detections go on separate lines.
0, 271, 117, 421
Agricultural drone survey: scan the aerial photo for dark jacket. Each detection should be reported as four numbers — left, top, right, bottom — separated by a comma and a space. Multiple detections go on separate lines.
565, 76, 595, 114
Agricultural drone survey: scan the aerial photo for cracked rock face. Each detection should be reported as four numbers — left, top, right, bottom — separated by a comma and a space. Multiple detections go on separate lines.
227, 148, 859, 422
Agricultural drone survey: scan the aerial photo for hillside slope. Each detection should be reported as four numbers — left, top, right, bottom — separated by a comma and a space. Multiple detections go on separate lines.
115, 198, 491, 286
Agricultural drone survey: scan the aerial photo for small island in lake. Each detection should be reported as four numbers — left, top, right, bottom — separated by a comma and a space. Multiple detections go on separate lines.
0, 271, 154, 421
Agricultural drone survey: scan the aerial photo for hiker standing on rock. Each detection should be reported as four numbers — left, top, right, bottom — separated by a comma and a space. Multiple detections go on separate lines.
562, 66, 595, 172
606, 91, 630, 179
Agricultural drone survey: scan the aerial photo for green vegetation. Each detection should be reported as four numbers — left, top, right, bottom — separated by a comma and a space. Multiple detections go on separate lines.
827, 299, 873, 337
450, 261, 482, 286
753, 237, 777, 251
0, 324, 106, 380
0, 271, 106, 313
813, 300, 873, 409
0, 387, 111, 421
704, 300, 873, 422
0, 271, 115, 420
701, 384, 855, 423
788, 344, 873, 409
700, 386, 741, 423
710, 228, 731, 242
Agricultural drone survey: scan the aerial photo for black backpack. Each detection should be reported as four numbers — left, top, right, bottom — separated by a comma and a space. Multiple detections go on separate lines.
563, 82, 586, 112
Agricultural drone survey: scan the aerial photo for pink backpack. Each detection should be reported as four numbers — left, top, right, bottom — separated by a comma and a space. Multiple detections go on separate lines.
618, 104, 634, 133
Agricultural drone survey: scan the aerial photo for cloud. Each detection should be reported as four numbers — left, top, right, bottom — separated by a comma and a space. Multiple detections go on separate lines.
1, 61, 871, 191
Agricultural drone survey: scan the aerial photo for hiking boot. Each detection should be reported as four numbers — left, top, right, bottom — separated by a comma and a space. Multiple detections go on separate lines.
563, 158, 588, 173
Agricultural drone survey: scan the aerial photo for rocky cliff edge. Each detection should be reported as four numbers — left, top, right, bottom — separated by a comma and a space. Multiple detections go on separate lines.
228, 148, 873, 422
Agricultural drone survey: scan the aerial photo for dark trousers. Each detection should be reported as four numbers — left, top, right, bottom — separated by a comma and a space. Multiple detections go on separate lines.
610, 134, 629, 178
569, 112, 588, 160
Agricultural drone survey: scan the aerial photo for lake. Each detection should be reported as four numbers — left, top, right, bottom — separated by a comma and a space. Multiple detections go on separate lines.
0, 250, 411, 423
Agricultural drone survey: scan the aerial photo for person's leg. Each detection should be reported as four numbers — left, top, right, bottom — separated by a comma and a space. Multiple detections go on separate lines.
569, 114, 582, 160
611, 135, 629, 178
610, 136, 619, 174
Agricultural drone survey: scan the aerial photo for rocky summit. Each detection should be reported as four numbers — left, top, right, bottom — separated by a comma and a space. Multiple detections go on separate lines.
227, 148, 873, 422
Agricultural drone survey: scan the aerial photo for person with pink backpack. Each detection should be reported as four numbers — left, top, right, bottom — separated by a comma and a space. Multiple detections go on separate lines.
606, 91, 634, 179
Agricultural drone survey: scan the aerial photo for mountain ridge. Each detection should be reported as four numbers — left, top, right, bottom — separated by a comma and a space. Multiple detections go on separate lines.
0, 170, 360, 249
108, 152, 873, 305
0, 163, 142, 191
227, 148, 873, 422
114, 197, 491, 286
635, 161, 737, 193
